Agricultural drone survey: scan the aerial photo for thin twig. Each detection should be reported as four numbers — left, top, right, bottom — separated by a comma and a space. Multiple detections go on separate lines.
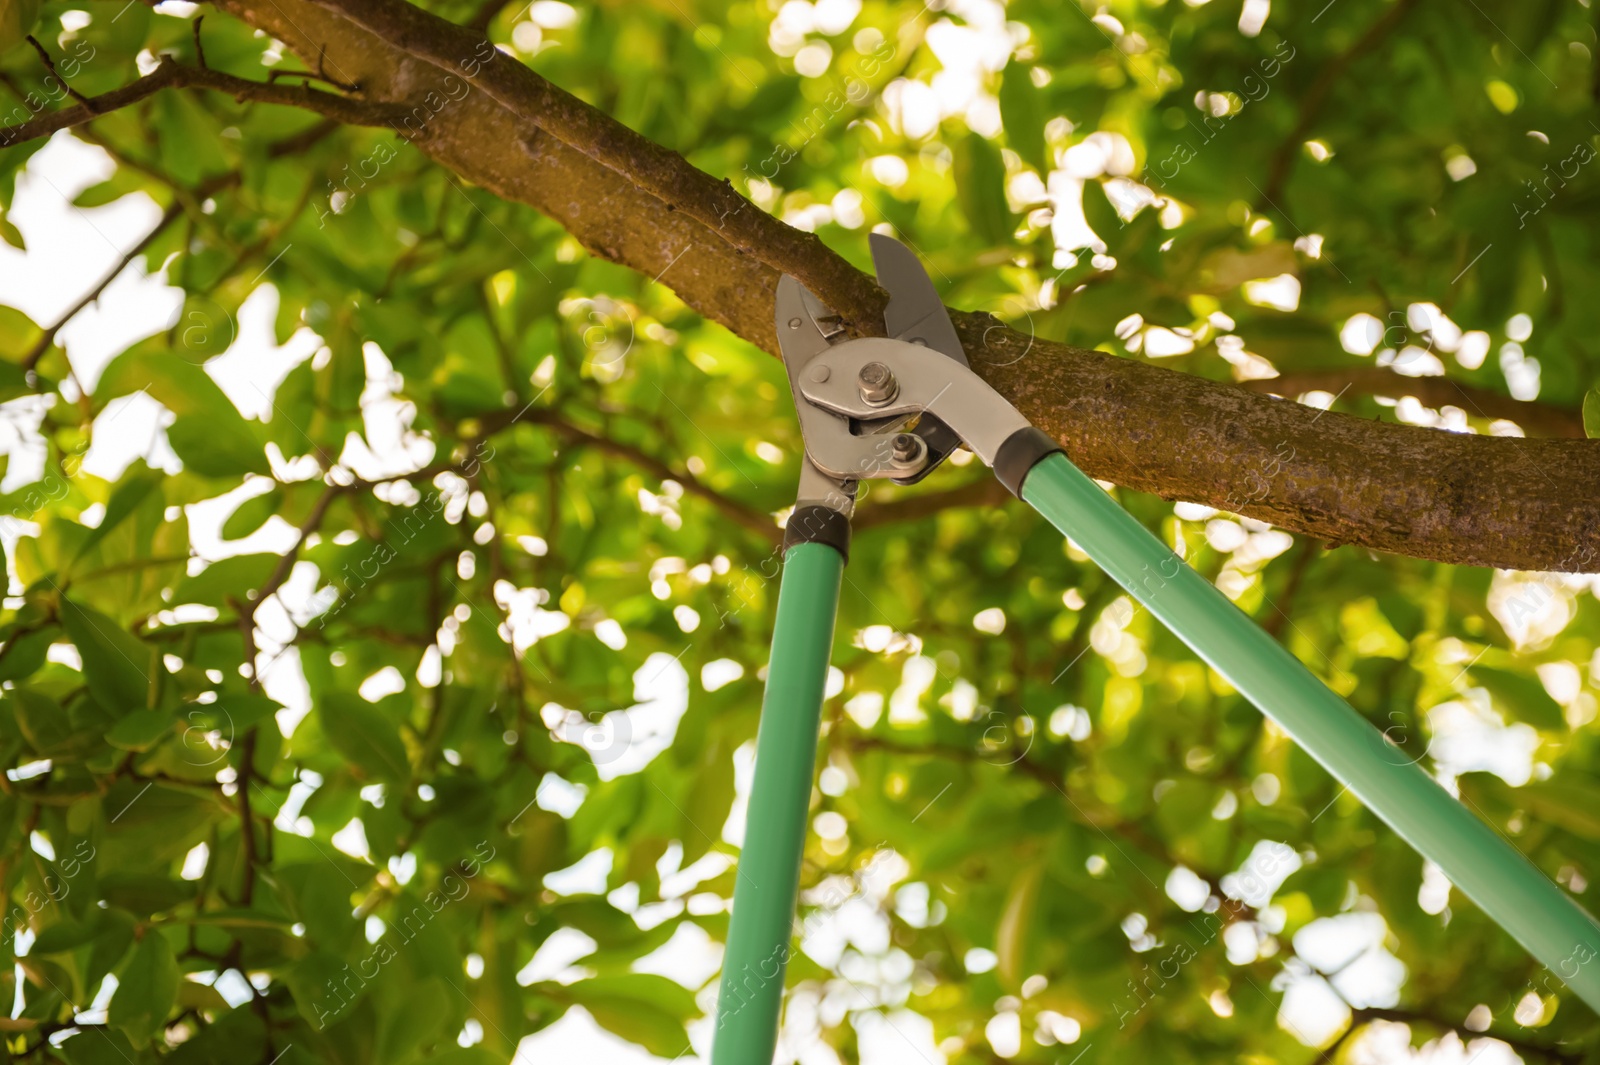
1258, 0, 1421, 206
854, 477, 1010, 530
227, 596, 264, 907
192, 15, 208, 69
22, 202, 185, 371
1262, 539, 1321, 640
478, 405, 781, 545
0, 55, 411, 149
264, 65, 356, 92
24, 35, 93, 109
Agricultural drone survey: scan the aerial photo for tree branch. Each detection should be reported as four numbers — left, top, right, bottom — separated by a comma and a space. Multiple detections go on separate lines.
299, 0, 888, 335
189, 0, 1600, 572
24, 35, 94, 109
838, 731, 1253, 919
1261, 539, 1321, 640
1330, 1007, 1582, 1065
479, 407, 782, 546
1243, 367, 1586, 439
23, 201, 183, 370
853, 477, 1011, 530
464, 0, 511, 33
0, 55, 411, 148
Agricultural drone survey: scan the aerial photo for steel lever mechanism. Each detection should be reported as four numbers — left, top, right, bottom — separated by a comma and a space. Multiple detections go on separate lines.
795, 336, 1029, 468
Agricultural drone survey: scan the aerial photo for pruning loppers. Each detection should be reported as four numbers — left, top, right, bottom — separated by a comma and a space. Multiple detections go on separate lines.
710, 235, 1600, 1063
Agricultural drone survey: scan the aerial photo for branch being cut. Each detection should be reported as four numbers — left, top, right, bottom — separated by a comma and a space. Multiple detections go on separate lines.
184, 0, 1600, 572
299, 0, 887, 335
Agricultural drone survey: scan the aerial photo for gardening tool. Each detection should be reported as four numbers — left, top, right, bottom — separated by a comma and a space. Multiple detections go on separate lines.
710, 234, 1600, 1063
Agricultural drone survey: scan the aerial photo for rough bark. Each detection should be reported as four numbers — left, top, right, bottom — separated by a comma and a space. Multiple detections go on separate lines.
201, 0, 1600, 573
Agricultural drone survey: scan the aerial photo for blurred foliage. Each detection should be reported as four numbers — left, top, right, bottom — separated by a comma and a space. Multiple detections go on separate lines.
0, 0, 1597, 1062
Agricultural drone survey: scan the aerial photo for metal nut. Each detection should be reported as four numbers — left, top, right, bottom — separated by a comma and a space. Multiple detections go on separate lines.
858, 361, 898, 406
890, 432, 926, 468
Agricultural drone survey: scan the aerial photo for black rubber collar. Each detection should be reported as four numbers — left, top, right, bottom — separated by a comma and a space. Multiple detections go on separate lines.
994, 426, 1065, 497
783, 505, 852, 562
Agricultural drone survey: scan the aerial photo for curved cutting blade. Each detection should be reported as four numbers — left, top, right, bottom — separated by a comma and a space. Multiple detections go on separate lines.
868, 233, 967, 484
870, 233, 966, 366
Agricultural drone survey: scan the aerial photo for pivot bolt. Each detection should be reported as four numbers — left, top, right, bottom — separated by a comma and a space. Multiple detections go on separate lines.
891, 432, 926, 468
858, 361, 899, 406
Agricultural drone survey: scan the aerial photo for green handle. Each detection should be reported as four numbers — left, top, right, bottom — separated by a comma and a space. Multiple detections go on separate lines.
1020, 452, 1600, 1011
712, 541, 844, 1063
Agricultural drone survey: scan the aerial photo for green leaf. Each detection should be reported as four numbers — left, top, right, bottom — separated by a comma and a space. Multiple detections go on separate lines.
98, 873, 196, 916
0, 356, 28, 402
170, 293, 237, 364
376, 975, 451, 1059
0, 624, 55, 682
221, 486, 281, 540
1584, 389, 1600, 439
952, 132, 1012, 246
996, 860, 1043, 990
680, 739, 735, 864
31, 916, 103, 955
59, 597, 153, 715
176, 981, 232, 1013
319, 692, 411, 784
106, 709, 173, 752
0, 304, 42, 361
1080, 178, 1122, 255
1471, 665, 1566, 731
167, 415, 271, 479
108, 932, 180, 1047
10, 688, 93, 758
96, 346, 268, 477
0, 213, 23, 251
279, 861, 361, 952
61, 1028, 141, 1065
85, 909, 137, 995
1499, 780, 1600, 840
287, 949, 364, 1028
999, 64, 1049, 174
171, 553, 279, 609
191, 692, 283, 735
101, 782, 226, 869
328, 330, 366, 413
71, 168, 145, 209
157, 1007, 266, 1063
75, 466, 165, 562
565, 975, 696, 1058
412, 1052, 499, 1065
0, 0, 42, 56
